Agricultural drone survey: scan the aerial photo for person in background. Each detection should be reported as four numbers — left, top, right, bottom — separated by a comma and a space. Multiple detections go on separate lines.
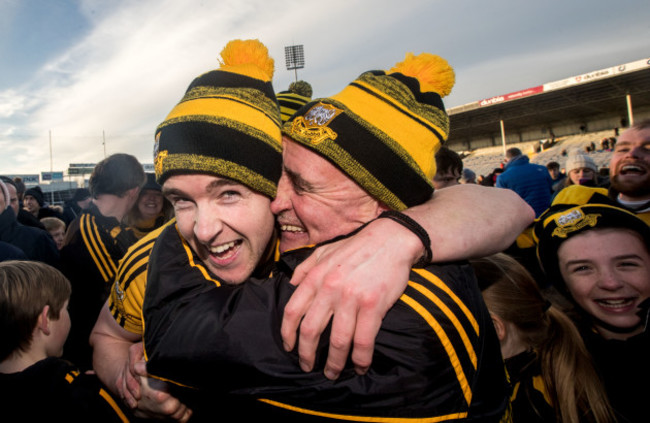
432, 146, 463, 189
546, 161, 565, 193
41, 217, 66, 250
12, 177, 25, 204
535, 189, 650, 423
23, 186, 64, 221
562, 149, 599, 187
471, 253, 615, 423
124, 173, 173, 239
0, 178, 59, 266
62, 188, 92, 225
496, 147, 553, 217
60, 153, 145, 371
0, 260, 130, 422
276, 80, 313, 123
460, 167, 477, 184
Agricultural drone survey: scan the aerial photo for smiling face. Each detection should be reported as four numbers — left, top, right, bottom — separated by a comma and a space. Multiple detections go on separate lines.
558, 228, 650, 339
610, 126, 650, 201
137, 189, 164, 220
270, 137, 386, 253
163, 174, 275, 285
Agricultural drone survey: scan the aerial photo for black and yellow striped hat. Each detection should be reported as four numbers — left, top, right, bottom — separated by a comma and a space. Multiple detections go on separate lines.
282, 53, 455, 211
154, 39, 282, 198
277, 80, 313, 123
534, 185, 650, 290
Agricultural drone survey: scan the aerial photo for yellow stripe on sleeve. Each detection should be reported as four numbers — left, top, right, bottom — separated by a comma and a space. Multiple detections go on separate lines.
408, 281, 477, 369
413, 269, 479, 335
400, 294, 472, 406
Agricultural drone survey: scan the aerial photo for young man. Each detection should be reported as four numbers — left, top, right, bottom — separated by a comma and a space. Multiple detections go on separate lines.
60, 153, 145, 370
0, 260, 129, 422
142, 51, 510, 421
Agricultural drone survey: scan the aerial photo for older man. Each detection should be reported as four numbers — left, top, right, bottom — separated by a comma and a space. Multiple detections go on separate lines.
142, 52, 513, 422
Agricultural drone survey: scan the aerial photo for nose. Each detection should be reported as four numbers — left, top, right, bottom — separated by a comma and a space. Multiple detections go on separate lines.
597, 268, 625, 291
193, 202, 223, 244
270, 172, 291, 216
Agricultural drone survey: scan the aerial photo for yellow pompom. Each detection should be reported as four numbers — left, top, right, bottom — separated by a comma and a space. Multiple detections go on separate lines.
388, 53, 455, 97
218, 39, 275, 81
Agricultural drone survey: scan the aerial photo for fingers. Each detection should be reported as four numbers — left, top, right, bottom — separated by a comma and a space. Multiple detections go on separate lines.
127, 342, 145, 376
323, 295, 357, 380
350, 306, 383, 376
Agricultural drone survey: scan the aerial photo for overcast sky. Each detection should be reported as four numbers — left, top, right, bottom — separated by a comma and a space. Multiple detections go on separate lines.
1, 0, 648, 175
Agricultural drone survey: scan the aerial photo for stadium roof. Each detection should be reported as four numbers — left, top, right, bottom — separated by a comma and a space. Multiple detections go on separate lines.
446, 58, 650, 145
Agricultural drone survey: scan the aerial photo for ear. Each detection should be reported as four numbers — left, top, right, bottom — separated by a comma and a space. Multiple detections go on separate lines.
491, 313, 507, 342
37, 305, 52, 336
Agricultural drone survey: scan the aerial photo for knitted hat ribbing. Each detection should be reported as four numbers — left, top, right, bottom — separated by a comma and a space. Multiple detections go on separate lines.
154, 39, 282, 198
565, 149, 598, 174
282, 52, 454, 211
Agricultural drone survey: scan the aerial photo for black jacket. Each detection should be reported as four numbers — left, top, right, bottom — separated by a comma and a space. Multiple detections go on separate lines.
143, 224, 509, 422
0, 207, 59, 266
0, 357, 130, 422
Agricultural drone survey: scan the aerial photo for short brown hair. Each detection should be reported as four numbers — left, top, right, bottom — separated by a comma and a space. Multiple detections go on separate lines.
89, 153, 146, 197
0, 261, 71, 361
40, 217, 66, 233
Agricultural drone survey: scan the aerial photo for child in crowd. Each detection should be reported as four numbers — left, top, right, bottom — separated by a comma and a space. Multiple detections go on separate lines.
535, 186, 650, 423
471, 253, 614, 423
41, 216, 66, 250
0, 260, 130, 422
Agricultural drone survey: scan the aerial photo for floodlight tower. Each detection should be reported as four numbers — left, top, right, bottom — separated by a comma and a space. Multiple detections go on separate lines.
285, 44, 305, 82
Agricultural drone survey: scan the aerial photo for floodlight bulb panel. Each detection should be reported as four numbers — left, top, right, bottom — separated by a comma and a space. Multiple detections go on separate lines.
285, 44, 305, 70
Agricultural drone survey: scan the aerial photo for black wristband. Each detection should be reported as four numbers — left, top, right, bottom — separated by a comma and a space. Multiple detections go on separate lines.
376, 210, 432, 268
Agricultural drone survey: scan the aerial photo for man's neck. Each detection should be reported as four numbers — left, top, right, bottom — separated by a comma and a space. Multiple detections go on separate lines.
618, 193, 650, 206
92, 195, 130, 222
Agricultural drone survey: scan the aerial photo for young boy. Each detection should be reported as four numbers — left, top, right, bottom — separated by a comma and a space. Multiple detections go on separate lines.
41, 216, 67, 250
0, 260, 130, 422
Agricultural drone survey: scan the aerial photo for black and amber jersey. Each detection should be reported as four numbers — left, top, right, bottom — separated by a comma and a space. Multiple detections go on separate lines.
109, 219, 175, 335
504, 351, 554, 423
0, 357, 131, 422
60, 204, 139, 370
143, 224, 509, 422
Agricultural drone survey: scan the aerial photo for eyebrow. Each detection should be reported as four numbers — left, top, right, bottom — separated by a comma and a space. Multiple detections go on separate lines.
563, 254, 643, 267
284, 166, 314, 192
162, 178, 243, 197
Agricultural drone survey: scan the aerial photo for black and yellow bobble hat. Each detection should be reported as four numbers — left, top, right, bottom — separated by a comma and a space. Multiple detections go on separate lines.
154, 39, 282, 198
276, 80, 313, 124
534, 185, 650, 292
282, 53, 455, 211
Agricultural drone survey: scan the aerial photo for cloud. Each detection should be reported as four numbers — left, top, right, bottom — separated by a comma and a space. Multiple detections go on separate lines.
1, 0, 649, 175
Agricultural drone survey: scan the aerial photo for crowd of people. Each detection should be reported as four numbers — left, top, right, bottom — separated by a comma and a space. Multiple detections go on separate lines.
0, 38, 648, 423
